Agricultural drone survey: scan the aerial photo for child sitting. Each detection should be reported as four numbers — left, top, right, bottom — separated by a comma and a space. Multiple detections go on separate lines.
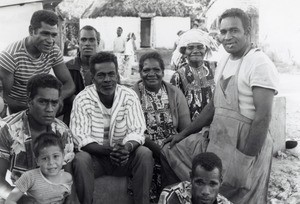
5, 132, 73, 204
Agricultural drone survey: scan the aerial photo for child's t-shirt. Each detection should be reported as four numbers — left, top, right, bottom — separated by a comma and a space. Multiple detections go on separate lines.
15, 168, 72, 204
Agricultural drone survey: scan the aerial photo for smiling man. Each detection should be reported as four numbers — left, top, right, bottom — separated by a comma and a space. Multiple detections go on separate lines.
159, 152, 231, 204
70, 52, 153, 204
161, 8, 279, 204
0, 74, 74, 202
0, 10, 75, 114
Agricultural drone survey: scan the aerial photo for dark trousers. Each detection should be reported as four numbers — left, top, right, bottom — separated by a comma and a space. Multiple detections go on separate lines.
72, 146, 154, 204
160, 153, 181, 188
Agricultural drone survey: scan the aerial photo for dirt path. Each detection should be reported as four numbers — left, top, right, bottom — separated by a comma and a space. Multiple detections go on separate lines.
268, 73, 300, 204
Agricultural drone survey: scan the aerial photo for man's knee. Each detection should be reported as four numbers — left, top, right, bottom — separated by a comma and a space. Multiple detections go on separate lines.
72, 151, 93, 168
135, 146, 153, 160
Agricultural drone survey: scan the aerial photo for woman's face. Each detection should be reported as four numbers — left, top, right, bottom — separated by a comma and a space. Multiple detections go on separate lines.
185, 43, 207, 64
140, 58, 164, 92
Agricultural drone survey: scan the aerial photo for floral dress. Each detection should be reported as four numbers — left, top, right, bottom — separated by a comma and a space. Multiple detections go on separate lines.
170, 61, 216, 121
135, 82, 177, 202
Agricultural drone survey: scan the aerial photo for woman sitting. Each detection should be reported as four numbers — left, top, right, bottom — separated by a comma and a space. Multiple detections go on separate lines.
133, 51, 191, 202
170, 29, 217, 121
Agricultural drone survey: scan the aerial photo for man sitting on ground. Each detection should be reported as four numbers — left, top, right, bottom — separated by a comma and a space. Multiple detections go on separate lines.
70, 52, 154, 204
158, 152, 231, 204
0, 74, 74, 203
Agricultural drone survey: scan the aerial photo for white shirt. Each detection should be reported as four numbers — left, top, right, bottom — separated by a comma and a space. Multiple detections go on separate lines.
214, 49, 279, 119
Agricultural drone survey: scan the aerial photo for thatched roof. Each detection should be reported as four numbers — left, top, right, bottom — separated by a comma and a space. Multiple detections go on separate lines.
58, 0, 211, 19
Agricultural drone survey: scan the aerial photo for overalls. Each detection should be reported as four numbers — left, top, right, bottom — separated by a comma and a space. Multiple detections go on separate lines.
207, 49, 273, 203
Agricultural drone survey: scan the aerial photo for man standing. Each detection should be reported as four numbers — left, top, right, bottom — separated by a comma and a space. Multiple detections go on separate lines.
0, 10, 75, 114
70, 52, 153, 204
63, 25, 98, 125
162, 8, 279, 203
113, 27, 126, 77
0, 74, 74, 202
159, 152, 231, 204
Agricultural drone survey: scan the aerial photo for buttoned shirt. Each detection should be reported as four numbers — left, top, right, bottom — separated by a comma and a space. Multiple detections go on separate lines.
0, 110, 74, 183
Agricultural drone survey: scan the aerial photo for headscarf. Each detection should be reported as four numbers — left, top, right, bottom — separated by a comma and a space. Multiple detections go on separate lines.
177, 29, 218, 57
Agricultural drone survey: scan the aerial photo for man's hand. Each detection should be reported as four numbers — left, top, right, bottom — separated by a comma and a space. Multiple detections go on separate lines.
162, 133, 186, 149
110, 144, 130, 166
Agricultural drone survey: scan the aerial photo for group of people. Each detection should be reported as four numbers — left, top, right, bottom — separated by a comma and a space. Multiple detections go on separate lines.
0, 7, 279, 204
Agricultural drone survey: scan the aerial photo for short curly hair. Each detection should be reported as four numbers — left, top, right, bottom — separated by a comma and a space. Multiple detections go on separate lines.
219, 8, 251, 34
89, 52, 120, 83
27, 74, 62, 100
33, 132, 64, 158
191, 152, 223, 179
138, 51, 165, 73
30, 10, 58, 30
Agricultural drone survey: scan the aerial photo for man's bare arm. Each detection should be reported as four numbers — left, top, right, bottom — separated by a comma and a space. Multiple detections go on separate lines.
243, 87, 275, 156
0, 68, 27, 113
52, 63, 75, 101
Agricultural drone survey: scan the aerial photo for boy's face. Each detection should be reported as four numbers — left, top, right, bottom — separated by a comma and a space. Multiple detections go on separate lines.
191, 165, 221, 204
36, 145, 64, 178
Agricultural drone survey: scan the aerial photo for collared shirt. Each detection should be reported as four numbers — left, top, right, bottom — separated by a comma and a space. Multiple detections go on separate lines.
0, 110, 74, 183
0, 38, 64, 105
70, 84, 146, 149
158, 181, 232, 204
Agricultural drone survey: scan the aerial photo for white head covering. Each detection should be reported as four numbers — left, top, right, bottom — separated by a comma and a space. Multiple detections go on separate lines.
177, 29, 218, 56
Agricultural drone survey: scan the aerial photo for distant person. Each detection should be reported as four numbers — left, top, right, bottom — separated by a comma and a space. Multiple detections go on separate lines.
63, 32, 78, 57
173, 30, 184, 51
70, 52, 153, 204
159, 152, 232, 204
63, 25, 98, 125
0, 74, 74, 202
122, 32, 137, 79
5, 133, 73, 204
0, 10, 75, 114
171, 30, 185, 70
96, 31, 105, 52
113, 27, 126, 77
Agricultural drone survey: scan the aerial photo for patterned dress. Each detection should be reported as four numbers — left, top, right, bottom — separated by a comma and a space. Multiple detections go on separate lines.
137, 82, 177, 202
170, 61, 216, 121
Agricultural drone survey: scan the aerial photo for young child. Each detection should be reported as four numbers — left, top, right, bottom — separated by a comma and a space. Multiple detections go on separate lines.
5, 132, 73, 204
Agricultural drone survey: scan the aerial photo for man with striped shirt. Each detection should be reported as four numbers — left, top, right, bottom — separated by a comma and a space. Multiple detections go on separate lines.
0, 10, 75, 114
70, 52, 154, 204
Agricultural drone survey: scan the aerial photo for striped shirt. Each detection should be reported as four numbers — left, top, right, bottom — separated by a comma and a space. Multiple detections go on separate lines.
70, 84, 146, 150
15, 168, 72, 204
0, 38, 64, 104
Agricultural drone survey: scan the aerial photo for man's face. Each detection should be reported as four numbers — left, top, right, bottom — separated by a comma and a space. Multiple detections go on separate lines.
117, 28, 123, 37
185, 43, 207, 64
191, 165, 222, 204
219, 17, 249, 56
36, 145, 64, 178
79, 29, 98, 57
93, 62, 118, 97
31, 22, 58, 54
28, 88, 60, 126
140, 58, 164, 91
